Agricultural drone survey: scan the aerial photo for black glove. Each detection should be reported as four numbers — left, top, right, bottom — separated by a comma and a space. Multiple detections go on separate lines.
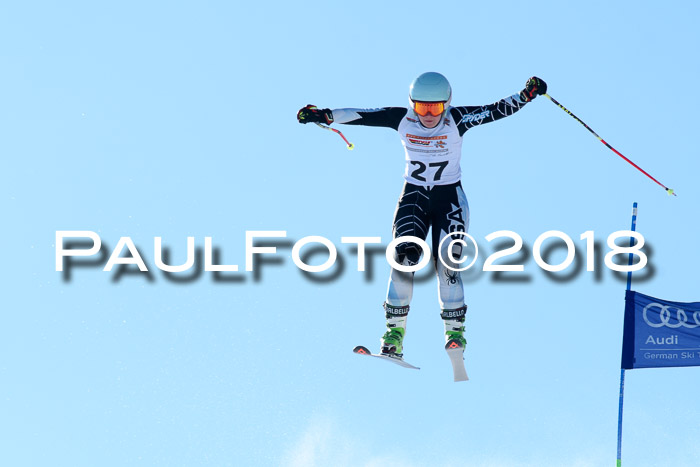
520, 76, 547, 102
297, 105, 333, 124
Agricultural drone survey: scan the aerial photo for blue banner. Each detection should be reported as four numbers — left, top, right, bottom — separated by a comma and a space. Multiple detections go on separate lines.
622, 290, 700, 369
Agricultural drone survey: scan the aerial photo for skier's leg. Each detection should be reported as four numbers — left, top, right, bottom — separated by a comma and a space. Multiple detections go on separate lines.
385, 183, 431, 307
431, 183, 470, 346
382, 183, 430, 355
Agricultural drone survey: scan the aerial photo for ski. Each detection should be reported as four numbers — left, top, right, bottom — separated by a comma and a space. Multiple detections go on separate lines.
445, 339, 469, 382
352, 345, 420, 370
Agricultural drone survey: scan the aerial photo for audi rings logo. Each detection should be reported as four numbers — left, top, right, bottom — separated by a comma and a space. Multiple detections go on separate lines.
642, 303, 700, 329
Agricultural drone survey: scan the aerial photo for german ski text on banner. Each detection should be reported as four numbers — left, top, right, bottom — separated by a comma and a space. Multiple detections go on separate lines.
622, 290, 700, 369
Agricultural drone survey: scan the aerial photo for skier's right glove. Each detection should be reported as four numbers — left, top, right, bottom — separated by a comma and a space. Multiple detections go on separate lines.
519, 77, 547, 102
297, 105, 333, 124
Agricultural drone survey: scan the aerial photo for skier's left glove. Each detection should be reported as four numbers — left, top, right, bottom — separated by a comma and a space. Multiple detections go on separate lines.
519, 77, 547, 102
297, 105, 334, 124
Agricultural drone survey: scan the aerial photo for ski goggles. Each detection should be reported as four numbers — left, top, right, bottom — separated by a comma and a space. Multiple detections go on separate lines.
412, 101, 446, 117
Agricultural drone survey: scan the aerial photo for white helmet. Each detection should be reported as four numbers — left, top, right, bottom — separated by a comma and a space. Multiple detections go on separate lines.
409, 72, 452, 107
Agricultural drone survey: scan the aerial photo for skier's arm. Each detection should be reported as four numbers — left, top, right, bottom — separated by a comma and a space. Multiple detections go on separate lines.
451, 77, 547, 136
450, 96, 526, 136
331, 107, 408, 131
297, 104, 407, 131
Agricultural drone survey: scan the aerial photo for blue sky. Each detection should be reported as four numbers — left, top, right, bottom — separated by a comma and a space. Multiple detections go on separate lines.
3, 1, 699, 466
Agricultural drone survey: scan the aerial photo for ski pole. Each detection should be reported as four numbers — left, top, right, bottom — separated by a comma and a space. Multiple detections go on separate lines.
543, 93, 676, 196
315, 123, 354, 150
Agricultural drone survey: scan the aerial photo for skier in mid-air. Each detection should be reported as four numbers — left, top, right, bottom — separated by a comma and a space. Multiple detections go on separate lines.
297, 73, 547, 360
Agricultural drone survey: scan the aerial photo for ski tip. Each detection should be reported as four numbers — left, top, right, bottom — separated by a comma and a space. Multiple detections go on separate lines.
353, 345, 371, 355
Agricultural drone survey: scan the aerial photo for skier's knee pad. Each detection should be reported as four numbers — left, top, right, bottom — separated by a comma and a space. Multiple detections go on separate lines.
395, 243, 421, 266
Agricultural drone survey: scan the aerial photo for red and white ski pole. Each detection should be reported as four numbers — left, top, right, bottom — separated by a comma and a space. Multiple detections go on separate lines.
315, 123, 354, 150
543, 93, 676, 196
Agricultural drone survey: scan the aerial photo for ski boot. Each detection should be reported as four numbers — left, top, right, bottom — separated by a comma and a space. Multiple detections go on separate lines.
381, 303, 409, 357
442, 305, 467, 351
381, 327, 405, 356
